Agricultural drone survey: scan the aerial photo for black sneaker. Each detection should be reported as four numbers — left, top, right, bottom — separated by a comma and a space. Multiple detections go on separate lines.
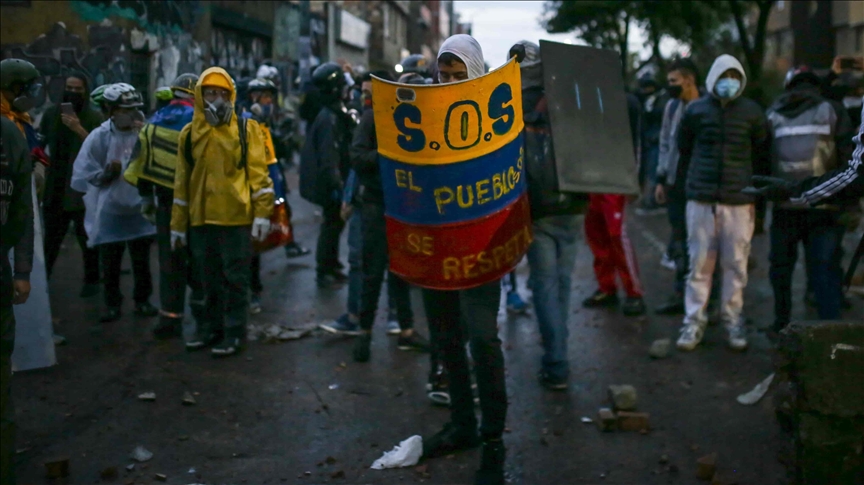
353, 332, 372, 362
655, 294, 685, 315
622, 296, 646, 316
211, 330, 244, 357
397, 332, 431, 352
537, 370, 568, 391
422, 422, 481, 459
79, 283, 100, 298
152, 316, 182, 340
582, 290, 619, 308
317, 273, 346, 289
134, 302, 159, 317
186, 328, 221, 351
474, 439, 505, 485
100, 307, 121, 323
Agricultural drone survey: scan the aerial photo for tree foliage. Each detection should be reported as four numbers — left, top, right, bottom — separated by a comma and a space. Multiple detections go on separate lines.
543, 0, 775, 100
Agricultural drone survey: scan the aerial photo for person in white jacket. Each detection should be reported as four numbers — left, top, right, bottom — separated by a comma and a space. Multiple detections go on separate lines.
71, 83, 157, 323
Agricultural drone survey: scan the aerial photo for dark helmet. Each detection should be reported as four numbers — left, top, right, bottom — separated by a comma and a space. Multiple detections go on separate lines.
784, 65, 821, 90
171, 73, 199, 96
103, 83, 144, 109
312, 62, 346, 98
247, 77, 277, 95
398, 72, 426, 85
398, 54, 429, 76
0, 58, 40, 91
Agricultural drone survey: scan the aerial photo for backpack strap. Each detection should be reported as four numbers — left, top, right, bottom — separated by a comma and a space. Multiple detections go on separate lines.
238, 116, 248, 170
184, 129, 194, 169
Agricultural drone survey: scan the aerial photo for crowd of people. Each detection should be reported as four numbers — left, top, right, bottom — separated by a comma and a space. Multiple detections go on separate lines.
1, 29, 862, 484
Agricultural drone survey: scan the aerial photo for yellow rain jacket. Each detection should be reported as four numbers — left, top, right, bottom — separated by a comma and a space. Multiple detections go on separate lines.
260, 124, 278, 165
171, 67, 274, 233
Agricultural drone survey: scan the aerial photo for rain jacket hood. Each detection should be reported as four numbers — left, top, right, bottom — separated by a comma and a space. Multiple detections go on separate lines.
438, 34, 485, 80
706, 54, 747, 101
190, 67, 239, 164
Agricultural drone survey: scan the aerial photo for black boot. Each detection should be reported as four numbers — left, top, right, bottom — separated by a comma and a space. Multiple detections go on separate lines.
474, 439, 505, 485
582, 290, 619, 308
353, 332, 372, 362
423, 422, 480, 459
212, 326, 245, 357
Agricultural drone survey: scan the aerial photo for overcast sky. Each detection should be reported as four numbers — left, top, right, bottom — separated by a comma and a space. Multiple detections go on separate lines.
453, 1, 681, 72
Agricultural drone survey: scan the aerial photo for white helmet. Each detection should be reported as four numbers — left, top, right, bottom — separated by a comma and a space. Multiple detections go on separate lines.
103, 83, 144, 108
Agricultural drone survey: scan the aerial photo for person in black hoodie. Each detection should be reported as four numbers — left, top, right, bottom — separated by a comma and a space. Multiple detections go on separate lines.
675, 54, 770, 352
350, 70, 430, 363
510, 41, 588, 391
40, 72, 102, 297
763, 66, 854, 334
299, 63, 355, 288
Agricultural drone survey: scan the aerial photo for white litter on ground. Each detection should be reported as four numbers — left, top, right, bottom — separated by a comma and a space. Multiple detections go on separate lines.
370, 435, 423, 469
736, 373, 775, 405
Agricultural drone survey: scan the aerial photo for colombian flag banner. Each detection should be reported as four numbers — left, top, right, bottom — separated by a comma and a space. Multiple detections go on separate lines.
373, 57, 531, 290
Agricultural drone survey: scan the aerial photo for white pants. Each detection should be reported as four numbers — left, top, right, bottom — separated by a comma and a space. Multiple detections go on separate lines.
684, 201, 754, 329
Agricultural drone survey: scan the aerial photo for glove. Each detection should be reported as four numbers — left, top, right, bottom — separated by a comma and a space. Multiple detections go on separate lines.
33, 162, 47, 201
741, 175, 798, 201
170, 230, 187, 250
141, 196, 157, 224
251, 217, 271, 242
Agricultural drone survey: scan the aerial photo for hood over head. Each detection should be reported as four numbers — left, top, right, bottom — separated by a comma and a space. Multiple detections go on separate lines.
190, 67, 241, 166
705, 54, 747, 100
512, 40, 542, 90
770, 83, 825, 119
438, 34, 485, 80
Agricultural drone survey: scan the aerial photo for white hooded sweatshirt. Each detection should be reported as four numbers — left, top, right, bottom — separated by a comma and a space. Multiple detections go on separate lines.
437, 34, 486, 80
705, 54, 748, 101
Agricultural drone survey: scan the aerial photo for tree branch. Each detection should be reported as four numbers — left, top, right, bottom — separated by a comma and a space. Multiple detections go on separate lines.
728, 0, 755, 69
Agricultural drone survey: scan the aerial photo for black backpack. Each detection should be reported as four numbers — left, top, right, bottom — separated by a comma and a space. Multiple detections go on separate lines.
183, 116, 248, 169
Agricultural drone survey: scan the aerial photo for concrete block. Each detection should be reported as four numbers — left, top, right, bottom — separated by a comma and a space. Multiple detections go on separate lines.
616, 411, 650, 432
597, 408, 617, 431
608, 384, 638, 411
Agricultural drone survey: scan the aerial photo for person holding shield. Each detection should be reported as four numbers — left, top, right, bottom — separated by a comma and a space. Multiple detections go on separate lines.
416, 34, 508, 485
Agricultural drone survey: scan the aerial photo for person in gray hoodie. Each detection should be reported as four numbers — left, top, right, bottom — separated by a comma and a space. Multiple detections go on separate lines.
674, 54, 770, 352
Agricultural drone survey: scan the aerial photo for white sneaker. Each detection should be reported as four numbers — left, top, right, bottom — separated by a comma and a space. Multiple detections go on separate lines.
386, 316, 401, 336
676, 324, 705, 351
660, 253, 676, 271
727, 325, 748, 351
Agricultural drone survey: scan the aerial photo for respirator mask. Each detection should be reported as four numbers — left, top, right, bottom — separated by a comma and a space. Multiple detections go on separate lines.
204, 98, 233, 126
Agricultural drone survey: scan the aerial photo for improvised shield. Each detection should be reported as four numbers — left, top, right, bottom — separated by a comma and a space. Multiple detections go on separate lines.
540, 40, 639, 195
373, 57, 531, 290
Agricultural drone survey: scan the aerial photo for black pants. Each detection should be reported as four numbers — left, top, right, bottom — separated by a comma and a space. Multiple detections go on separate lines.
100, 236, 154, 308
190, 225, 251, 333
1, 283, 15, 485
358, 202, 413, 331
43, 205, 100, 284
666, 187, 689, 294
316, 201, 345, 277
422, 281, 506, 440
250, 254, 263, 295
155, 203, 202, 320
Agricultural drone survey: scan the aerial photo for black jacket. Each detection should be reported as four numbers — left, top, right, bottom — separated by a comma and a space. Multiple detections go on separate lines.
1, 116, 34, 291
676, 94, 771, 205
299, 103, 353, 206
40, 104, 102, 211
522, 87, 587, 219
350, 107, 382, 205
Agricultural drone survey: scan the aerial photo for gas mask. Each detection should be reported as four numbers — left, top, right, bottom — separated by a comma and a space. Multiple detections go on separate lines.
250, 102, 273, 122
11, 81, 43, 112
204, 98, 233, 126
112, 110, 144, 131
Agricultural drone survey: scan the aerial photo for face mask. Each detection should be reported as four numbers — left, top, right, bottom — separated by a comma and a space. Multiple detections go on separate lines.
11, 82, 42, 113
715, 78, 741, 99
204, 98, 233, 126
842, 96, 863, 109
112, 110, 144, 131
667, 85, 683, 99
63, 91, 86, 112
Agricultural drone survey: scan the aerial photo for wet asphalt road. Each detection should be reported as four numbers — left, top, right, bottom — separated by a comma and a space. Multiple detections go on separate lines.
12, 168, 864, 485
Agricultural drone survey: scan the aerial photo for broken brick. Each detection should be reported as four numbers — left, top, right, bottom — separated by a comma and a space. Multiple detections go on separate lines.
597, 408, 617, 432
617, 411, 650, 432
696, 453, 718, 480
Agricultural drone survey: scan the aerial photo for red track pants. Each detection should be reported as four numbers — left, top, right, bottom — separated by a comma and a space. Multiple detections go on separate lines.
584, 194, 644, 297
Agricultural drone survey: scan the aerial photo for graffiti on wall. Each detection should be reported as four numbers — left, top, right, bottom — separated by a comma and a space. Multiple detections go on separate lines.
210, 26, 271, 81
74, 0, 201, 35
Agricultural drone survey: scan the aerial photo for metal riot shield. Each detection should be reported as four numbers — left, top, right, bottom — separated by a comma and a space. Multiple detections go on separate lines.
373, 57, 531, 290
540, 40, 640, 195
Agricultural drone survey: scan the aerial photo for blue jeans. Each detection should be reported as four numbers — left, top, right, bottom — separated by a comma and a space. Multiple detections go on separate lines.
769, 209, 844, 330
527, 214, 581, 381
347, 211, 363, 315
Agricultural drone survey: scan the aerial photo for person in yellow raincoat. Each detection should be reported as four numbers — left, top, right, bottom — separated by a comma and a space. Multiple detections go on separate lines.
171, 67, 274, 357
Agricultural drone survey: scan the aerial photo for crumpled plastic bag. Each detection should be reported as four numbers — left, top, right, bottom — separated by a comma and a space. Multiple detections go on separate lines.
370, 435, 423, 470
737, 372, 775, 405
